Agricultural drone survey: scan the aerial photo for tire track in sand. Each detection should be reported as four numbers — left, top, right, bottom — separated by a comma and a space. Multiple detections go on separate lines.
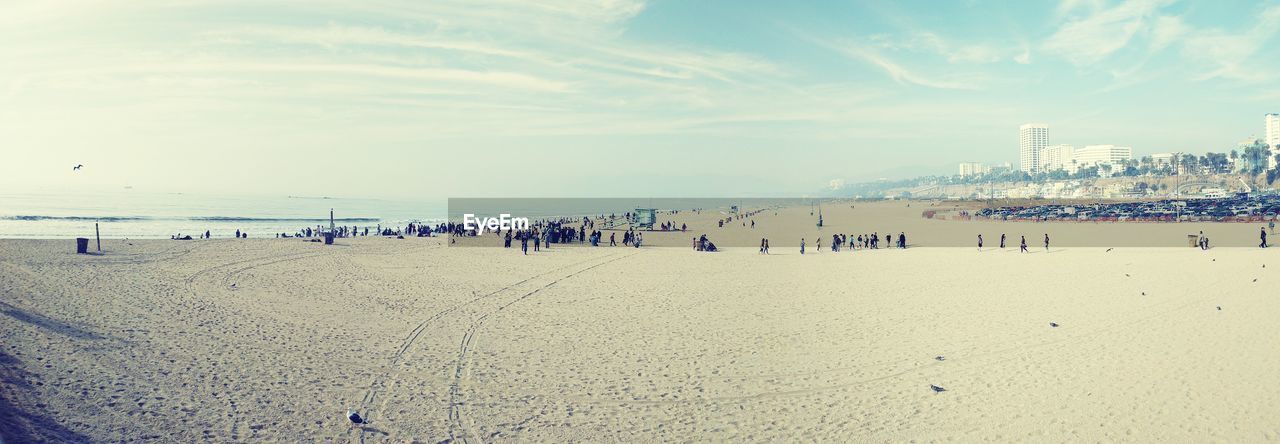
446, 252, 637, 443
352, 252, 629, 442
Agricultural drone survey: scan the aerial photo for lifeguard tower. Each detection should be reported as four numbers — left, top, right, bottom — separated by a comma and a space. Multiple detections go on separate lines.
633, 208, 657, 230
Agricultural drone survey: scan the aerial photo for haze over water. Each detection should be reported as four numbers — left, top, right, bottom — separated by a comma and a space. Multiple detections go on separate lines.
0, 190, 443, 239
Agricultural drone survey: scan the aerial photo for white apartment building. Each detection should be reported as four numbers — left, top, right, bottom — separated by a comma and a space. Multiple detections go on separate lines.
1073, 145, 1133, 173
1039, 144, 1075, 173
1151, 152, 1175, 167
958, 162, 990, 177
1267, 113, 1279, 169
1019, 123, 1048, 173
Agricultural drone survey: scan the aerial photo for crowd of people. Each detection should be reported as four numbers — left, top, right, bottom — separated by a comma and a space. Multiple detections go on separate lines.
797, 232, 909, 254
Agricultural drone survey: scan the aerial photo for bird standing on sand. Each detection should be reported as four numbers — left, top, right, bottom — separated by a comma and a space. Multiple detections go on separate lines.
347, 410, 365, 429
934, 356, 945, 361
1049, 322, 1059, 328
930, 384, 946, 393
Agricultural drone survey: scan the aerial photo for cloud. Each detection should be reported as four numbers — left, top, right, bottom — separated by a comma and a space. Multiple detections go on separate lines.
869, 32, 1013, 64
1149, 15, 1188, 51
1015, 45, 1032, 64
831, 43, 984, 90
1054, 0, 1107, 17
1041, 0, 1173, 66
1180, 5, 1280, 82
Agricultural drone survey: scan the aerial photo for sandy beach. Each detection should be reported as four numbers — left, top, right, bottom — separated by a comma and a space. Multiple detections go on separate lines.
458, 200, 1280, 248
4, 202, 1280, 442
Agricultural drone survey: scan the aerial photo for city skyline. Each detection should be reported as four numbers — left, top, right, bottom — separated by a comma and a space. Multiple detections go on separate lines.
965, 114, 1277, 179
3, 0, 1280, 198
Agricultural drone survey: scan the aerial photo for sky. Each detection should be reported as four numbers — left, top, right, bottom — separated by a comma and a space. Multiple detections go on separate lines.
2, 0, 1279, 199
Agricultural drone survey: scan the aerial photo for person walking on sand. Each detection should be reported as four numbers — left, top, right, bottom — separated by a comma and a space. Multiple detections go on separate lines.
764, 238, 770, 254
1020, 236, 1028, 253
1044, 233, 1050, 252
521, 233, 529, 255
760, 238, 766, 254
1000, 233, 1006, 249
801, 238, 806, 255
977, 234, 983, 251
816, 237, 821, 253
1261, 226, 1269, 248
610, 232, 616, 247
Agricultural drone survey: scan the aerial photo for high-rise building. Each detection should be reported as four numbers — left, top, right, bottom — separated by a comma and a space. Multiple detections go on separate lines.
1019, 123, 1048, 173
1266, 113, 1279, 169
1073, 145, 1133, 174
1039, 144, 1075, 173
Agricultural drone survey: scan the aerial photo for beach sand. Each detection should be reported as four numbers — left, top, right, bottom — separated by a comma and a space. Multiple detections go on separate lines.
458, 200, 1277, 248
3, 203, 1280, 441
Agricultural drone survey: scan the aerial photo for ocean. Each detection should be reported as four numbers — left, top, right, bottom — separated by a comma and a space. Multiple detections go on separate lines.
0, 192, 811, 239
0, 190, 445, 239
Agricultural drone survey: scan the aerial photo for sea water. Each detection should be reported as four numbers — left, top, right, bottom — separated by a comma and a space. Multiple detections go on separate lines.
0, 190, 445, 239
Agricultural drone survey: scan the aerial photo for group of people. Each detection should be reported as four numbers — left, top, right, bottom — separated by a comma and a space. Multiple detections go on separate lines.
497, 224, 647, 254
696, 234, 717, 252
174, 229, 245, 240
977, 233, 1049, 252
798, 232, 908, 254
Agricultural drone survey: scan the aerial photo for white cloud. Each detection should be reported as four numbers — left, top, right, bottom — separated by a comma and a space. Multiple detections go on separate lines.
830, 43, 983, 90
1015, 45, 1032, 64
1054, 0, 1107, 18
1041, 0, 1173, 66
1149, 15, 1188, 51
870, 32, 1012, 64
1180, 5, 1280, 82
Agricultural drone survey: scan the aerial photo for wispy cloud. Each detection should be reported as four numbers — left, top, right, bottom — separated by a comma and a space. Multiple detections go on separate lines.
868, 32, 1019, 64
802, 34, 985, 90
1181, 5, 1280, 82
1041, 0, 1173, 66
840, 44, 983, 90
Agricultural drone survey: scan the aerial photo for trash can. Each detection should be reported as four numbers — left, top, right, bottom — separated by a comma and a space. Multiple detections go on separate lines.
76, 237, 89, 254
324, 232, 334, 245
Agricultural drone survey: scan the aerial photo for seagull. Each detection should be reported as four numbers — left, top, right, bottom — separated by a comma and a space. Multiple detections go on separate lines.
73, 164, 83, 171
347, 410, 365, 429
1124, 274, 1130, 277
1217, 306, 1222, 311
930, 384, 946, 393
1049, 322, 1059, 328
1141, 292, 1145, 295
934, 356, 945, 361
1253, 279, 1258, 282
1106, 248, 1113, 252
